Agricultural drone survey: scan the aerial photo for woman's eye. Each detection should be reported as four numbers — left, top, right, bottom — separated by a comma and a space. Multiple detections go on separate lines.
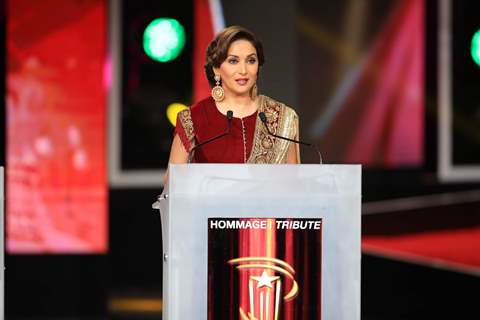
247, 58, 257, 64
228, 59, 238, 64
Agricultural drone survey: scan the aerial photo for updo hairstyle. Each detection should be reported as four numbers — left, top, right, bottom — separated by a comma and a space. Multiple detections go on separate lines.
204, 26, 265, 87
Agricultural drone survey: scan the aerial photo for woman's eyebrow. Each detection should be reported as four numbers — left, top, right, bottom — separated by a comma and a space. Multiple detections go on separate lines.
227, 53, 257, 58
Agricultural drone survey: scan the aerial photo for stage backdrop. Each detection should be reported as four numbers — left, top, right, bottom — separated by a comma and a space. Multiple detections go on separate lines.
6, 0, 108, 253
299, 0, 424, 167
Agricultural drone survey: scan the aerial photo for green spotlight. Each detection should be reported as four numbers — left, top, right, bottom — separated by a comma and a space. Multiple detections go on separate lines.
472, 29, 480, 67
143, 18, 186, 63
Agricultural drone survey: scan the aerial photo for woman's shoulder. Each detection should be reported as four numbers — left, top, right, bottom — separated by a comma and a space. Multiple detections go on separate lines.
177, 97, 214, 122
259, 95, 298, 118
189, 96, 215, 113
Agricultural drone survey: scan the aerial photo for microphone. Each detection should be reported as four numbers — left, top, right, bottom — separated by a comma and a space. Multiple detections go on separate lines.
258, 112, 323, 164
188, 110, 234, 162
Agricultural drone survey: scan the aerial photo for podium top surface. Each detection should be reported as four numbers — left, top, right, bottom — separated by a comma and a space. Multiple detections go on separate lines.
168, 164, 361, 197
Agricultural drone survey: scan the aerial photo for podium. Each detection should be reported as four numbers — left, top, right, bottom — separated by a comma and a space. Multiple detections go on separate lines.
155, 164, 361, 320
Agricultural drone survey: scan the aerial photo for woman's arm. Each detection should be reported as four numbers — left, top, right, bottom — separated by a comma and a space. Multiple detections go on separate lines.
164, 134, 189, 185
168, 134, 189, 164
285, 111, 301, 164
285, 142, 300, 164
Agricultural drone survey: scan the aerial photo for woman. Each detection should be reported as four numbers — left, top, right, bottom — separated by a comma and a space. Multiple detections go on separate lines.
162, 26, 301, 319
168, 25, 300, 165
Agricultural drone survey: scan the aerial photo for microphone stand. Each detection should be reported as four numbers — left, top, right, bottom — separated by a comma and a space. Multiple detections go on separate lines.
259, 112, 323, 164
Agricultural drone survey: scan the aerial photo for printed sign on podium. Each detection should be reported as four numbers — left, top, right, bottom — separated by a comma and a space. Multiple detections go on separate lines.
208, 217, 323, 319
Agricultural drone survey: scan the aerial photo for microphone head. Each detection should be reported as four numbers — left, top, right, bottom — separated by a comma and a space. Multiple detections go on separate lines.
226, 110, 234, 120
259, 112, 267, 122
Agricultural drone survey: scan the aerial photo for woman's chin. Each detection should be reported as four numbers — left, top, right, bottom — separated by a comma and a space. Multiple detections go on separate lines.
230, 88, 252, 97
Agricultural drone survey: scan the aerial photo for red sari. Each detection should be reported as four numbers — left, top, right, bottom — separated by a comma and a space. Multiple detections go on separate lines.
175, 96, 257, 163
175, 95, 300, 164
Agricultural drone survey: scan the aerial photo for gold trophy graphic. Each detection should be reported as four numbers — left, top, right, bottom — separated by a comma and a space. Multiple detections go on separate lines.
228, 257, 299, 320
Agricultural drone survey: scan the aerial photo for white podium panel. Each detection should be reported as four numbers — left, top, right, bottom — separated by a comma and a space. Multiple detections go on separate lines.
157, 164, 361, 320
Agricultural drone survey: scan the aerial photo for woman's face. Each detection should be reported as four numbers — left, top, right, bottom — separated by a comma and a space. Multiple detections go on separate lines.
214, 39, 259, 98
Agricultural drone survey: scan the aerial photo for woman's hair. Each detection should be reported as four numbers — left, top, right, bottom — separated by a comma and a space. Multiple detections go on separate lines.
205, 26, 265, 87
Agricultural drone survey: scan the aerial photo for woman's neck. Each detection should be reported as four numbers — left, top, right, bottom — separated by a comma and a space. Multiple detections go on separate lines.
217, 94, 258, 118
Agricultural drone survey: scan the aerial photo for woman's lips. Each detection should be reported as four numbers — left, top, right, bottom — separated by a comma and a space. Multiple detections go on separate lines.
235, 79, 248, 85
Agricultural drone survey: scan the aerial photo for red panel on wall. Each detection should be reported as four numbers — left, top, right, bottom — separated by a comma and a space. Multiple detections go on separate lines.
319, 0, 424, 167
6, 0, 108, 253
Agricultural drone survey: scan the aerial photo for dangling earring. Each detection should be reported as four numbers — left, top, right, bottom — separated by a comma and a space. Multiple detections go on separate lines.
211, 75, 225, 102
250, 83, 258, 100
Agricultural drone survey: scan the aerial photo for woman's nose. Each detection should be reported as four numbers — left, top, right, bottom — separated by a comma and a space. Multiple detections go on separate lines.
239, 62, 247, 74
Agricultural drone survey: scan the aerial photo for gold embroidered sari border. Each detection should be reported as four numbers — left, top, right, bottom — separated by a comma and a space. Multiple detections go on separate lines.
247, 95, 298, 164
177, 109, 196, 153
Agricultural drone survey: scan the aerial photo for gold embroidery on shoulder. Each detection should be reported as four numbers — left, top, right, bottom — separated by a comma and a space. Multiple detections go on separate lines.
178, 109, 195, 151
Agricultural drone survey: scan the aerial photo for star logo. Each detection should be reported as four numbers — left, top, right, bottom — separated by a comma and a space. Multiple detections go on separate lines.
228, 256, 299, 320
251, 270, 280, 289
